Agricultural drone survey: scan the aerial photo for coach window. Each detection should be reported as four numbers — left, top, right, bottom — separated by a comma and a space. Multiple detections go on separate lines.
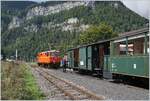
118, 37, 146, 55
144, 35, 149, 54
119, 42, 133, 55
147, 38, 149, 54
113, 42, 120, 55
133, 37, 144, 55
119, 43, 126, 55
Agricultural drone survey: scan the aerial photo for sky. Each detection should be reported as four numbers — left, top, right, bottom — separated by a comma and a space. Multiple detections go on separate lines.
29, 0, 150, 19
121, 0, 149, 19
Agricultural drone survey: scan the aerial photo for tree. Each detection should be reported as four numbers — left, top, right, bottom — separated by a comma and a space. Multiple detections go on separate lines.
79, 22, 117, 44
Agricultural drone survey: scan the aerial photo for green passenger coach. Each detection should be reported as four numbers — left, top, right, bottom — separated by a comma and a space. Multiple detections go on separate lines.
66, 27, 149, 85
108, 28, 149, 79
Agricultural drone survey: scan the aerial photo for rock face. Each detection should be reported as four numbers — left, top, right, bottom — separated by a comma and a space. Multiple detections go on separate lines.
26, 2, 86, 20
8, 16, 23, 29
21, 17, 89, 33
61, 18, 89, 32
67, 18, 79, 24
24, 24, 38, 32
39, 17, 89, 32
8, 1, 87, 30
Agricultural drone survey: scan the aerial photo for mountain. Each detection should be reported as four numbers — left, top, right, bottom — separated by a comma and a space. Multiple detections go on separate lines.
1, 1, 148, 60
1, 1, 37, 10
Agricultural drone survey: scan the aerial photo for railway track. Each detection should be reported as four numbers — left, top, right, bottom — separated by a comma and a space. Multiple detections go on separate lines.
33, 67, 105, 100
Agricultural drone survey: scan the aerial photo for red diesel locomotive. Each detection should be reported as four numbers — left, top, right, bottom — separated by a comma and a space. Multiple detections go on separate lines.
37, 50, 62, 68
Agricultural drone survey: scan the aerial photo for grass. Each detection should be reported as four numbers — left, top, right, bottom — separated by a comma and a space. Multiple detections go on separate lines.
1, 61, 45, 100
23, 64, 45, 100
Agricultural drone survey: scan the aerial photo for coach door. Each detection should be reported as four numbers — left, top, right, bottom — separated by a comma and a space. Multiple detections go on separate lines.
92, 45, 100, 70
74, 49, 79, 68
99, 45, 104, 70
87, 46, 92, 70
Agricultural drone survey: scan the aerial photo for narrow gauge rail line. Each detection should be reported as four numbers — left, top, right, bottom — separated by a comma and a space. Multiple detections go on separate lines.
34, 67, 105, 100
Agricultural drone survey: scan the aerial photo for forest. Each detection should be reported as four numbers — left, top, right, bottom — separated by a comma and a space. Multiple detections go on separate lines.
1, 1, 148, 60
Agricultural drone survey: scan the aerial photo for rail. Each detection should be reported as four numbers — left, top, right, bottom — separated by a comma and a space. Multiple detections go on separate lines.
34, 67, 105, 100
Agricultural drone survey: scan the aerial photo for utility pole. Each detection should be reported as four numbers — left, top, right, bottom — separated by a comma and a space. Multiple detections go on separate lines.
15, 49, 18, 60
48, 43, 51, 50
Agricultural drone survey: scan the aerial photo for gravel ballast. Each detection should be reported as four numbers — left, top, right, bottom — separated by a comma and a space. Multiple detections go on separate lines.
41, 68, 149, 100
30, 67, 70, 100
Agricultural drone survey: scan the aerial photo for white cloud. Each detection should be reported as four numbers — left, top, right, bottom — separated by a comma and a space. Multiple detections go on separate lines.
122, 0, 150, 19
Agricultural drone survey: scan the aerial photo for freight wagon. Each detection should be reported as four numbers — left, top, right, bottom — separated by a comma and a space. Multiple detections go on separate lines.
67, 39, 110, 76
66, 27, 149, 83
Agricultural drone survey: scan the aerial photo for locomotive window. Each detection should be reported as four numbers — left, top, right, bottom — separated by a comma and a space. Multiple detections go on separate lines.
51, 52, 59, 56
55, 52, 59, 56
45, 53, 48, 56
47, 52, 51, 56
51, 52, 54, 56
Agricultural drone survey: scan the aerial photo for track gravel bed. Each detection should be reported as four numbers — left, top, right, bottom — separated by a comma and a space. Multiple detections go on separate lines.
42, 68, 149, 100
30, 67, 70, 100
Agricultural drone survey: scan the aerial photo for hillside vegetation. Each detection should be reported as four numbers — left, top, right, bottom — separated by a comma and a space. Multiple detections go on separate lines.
1, 1, 148, 60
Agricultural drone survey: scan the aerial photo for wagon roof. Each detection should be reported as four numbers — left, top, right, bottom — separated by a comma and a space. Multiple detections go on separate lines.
39, 50, 60, 54
119, 27, 149, 37
67, 27, 149, 51
68, 39, 111, 50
